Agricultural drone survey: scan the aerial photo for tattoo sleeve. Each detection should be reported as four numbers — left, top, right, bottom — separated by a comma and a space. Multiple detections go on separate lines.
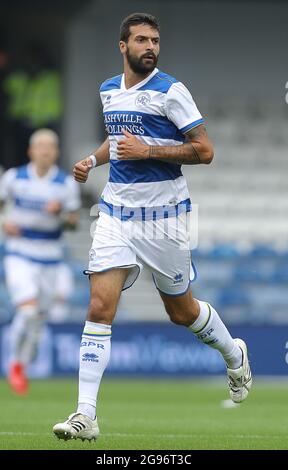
149, 141, 201, 165
148, 124, 213, 165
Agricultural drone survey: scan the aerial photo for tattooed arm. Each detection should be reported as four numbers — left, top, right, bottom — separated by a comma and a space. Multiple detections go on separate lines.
148, 124, 214, 165
117, 125, 214, 165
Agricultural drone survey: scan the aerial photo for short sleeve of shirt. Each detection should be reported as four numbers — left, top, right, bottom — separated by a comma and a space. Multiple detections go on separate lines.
62, 176, 81, 213
166, 82, 204, 134
0, 168, 16, 201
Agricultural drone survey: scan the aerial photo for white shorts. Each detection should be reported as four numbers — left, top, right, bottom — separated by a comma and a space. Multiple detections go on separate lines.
4, 255, 60, 309
86, 212, 196, 296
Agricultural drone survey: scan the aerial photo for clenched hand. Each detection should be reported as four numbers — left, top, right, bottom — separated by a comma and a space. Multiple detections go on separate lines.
73, 157, 94, 183
117, 129, 149, 160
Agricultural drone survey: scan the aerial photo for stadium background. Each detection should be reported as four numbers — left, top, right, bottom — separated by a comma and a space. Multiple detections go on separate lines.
0, 0, 287, 450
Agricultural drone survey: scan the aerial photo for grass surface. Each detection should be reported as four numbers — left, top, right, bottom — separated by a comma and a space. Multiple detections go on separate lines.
0, 378, 287, 450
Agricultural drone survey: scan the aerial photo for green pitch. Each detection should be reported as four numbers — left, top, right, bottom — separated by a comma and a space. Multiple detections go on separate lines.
0, 378, 287, 450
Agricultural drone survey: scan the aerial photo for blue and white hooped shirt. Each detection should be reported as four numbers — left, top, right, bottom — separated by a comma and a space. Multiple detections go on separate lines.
0, 163, 81, 263
99, 67, 204, 221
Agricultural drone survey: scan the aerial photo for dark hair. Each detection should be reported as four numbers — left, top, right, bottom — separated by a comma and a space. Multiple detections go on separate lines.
120, 13, 160, 42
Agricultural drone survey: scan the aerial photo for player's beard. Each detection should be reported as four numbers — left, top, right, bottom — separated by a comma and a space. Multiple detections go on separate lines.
126, 47, 158, 75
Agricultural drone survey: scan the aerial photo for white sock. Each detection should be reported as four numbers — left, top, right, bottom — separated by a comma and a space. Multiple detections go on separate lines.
77, 321, 111, 420
189, 300, 242, 369
21, 313, 44, 365
10, 305, 42, 366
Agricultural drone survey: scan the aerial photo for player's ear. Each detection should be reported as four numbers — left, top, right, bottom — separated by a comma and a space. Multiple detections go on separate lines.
119, 41, 127, 54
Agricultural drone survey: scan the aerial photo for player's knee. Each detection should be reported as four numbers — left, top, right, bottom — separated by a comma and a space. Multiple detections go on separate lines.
17, 304, 40, 322
88, 296, 115, 322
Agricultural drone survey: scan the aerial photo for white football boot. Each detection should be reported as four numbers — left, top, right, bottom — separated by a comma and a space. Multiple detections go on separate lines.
227, 338, 252, 403
53, 413, 99, 441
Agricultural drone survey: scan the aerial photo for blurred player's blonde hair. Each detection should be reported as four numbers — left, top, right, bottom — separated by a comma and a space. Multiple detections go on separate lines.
29, 128, 59, 146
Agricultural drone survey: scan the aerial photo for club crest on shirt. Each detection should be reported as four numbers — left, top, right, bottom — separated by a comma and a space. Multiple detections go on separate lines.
135, 92, 151, 108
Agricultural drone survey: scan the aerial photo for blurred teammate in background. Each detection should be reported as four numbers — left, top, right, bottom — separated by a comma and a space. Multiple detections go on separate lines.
53, 13, 252, 441
0, 129, 81, 394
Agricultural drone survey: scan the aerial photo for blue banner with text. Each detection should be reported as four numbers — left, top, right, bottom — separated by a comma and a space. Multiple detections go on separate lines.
0, 323, 287, 377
